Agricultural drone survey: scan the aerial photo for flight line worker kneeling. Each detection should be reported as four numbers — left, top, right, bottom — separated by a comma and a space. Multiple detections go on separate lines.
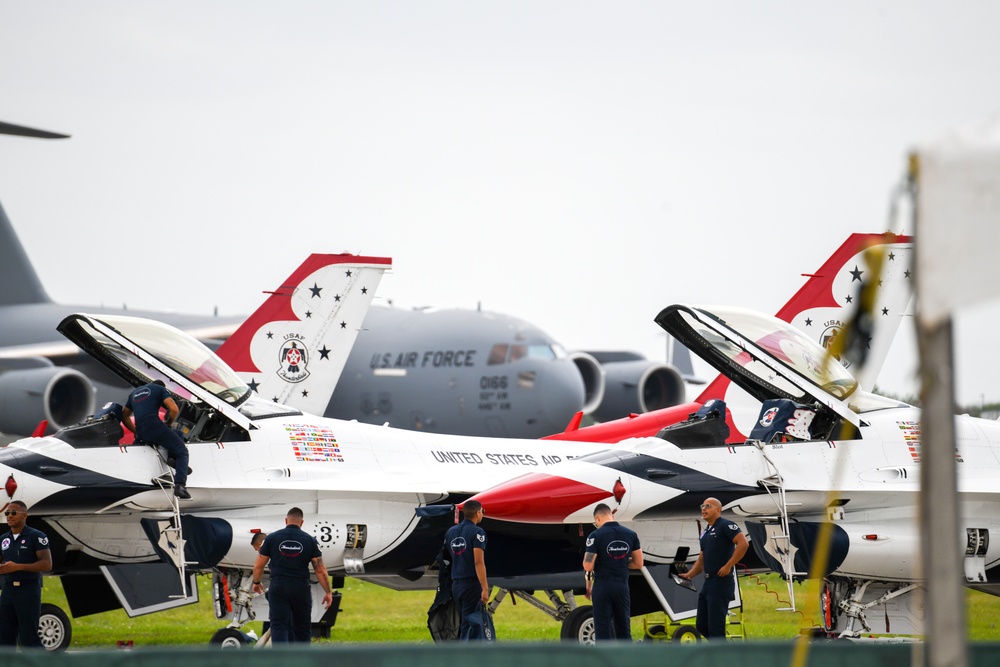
0, 501, 52, 649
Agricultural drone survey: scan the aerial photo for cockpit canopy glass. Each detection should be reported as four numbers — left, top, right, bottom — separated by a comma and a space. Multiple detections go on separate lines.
674, 306, 859, 402
81, 315, 251, 405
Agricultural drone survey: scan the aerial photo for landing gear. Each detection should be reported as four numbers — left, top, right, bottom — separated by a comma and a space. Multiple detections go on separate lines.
38, 603, 71, 652
210, 628, 251, 649
559, 606, 595, 644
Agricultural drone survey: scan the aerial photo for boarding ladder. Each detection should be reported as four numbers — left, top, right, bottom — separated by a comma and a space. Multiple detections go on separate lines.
149, 448, 194, 599
751, 440, 802, 612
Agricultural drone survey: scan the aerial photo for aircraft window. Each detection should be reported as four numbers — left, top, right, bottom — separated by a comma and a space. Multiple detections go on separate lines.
239, 394, 303, 419
527, 345, 557, 360
510, 345, 528, 362
488, 344, 508, 366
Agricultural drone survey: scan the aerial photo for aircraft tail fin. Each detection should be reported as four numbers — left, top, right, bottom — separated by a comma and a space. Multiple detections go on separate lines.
696, 231, 914, 404
216, 254, 392, 416
0, 199, 52, 306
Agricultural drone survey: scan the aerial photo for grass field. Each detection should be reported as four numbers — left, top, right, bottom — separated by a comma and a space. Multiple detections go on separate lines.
40, 573, 1000, 648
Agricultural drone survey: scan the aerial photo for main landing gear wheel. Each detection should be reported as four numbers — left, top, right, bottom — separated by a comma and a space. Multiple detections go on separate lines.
210, 628, 251, 649
671, 626, 701, 643
38, 603, 71, 652
560, 606, 595, 644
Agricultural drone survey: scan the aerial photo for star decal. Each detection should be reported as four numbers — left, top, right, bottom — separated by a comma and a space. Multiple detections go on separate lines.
361, 287, 368, 294
272, 396, 280, 402
301, 390, 309, 398
850, 266, 863, 282
318, 346, 331, 360
904, 269, 912, 278
266, 332, 274, 340
882, 307, 889, 316
340, 321, 347, 329
345, 270, 352, 278
305, 311, 313, 319
889, 252, 896, 261
804, 318, 813, 327
248, 379, 260, 392
845, 294, 853, 304
334, 294, 341, 302
309, 283, 323, 298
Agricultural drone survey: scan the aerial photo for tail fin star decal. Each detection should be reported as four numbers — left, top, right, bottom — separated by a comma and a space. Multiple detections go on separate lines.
216, 254, 392, 416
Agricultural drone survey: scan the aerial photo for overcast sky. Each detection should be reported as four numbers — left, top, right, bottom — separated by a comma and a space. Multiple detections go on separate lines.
2, 1, 999, 405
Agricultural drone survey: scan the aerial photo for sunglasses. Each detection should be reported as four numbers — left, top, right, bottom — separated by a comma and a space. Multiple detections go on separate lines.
699, 504, 717, 510
4, 510, 21, 516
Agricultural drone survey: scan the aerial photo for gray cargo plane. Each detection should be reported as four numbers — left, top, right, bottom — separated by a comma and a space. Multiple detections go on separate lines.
0, 123, 689, 440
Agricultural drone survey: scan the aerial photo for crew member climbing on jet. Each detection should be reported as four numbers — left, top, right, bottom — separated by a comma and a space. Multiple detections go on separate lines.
122, 380, 191, 499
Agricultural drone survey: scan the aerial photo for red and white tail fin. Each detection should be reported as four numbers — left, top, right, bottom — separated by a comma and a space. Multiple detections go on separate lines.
549, 233, 913, 443
216, 254, 392, 415
697, 232, 913, 406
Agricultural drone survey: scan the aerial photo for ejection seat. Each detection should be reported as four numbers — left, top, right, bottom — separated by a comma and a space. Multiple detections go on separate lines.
655, 398, 731, 449
747, 398, 818, 443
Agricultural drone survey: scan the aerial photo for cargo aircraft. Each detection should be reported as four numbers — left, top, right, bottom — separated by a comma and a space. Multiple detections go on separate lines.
470, 299, 999, 639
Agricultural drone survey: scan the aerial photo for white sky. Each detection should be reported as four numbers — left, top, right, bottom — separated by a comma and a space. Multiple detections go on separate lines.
2, 1, 999, 405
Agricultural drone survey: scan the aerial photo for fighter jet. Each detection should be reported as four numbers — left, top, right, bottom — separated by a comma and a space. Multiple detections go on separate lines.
469, 301, 999, 638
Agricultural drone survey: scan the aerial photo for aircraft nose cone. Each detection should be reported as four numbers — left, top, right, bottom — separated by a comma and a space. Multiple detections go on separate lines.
467, 472, 612, 523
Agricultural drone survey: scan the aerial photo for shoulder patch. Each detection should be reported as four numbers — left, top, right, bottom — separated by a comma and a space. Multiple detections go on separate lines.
39, 536, 49, 546
585, 537, 595, 547
476, 533, 485, 543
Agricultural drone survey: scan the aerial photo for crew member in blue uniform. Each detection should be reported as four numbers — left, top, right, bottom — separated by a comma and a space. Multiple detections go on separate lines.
583, 503, 643, 641
252, 508, 332, 643
679, 497, 749, 640
0, 501, 52, 648
122, 380, 191, 499
445, 500, 490, 640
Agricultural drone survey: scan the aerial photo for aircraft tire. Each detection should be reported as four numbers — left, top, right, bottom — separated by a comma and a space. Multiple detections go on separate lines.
671, 625, 701, 643
210, 627, 251, 649
559, 606, 595, 644
38, 603, 72, 652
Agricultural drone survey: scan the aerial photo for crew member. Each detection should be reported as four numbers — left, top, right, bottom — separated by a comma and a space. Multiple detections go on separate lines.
583, 503, 643, 641
250, 532, 269, 636
0, 501, 52, 648
679, 497, 749, 640
252, 508, 332, 643
122, 379, 191, 499
445, 500, 490, 640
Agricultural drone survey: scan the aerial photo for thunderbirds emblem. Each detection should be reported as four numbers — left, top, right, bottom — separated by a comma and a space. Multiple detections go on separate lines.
278, 334, 310, 383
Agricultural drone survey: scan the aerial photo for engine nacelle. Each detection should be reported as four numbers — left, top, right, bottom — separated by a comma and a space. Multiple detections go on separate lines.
590, 359, 686, 423
567, 352, 606, 415
0, 367, 96, 435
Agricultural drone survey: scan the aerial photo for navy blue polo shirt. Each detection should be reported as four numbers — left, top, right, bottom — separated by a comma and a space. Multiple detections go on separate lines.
126, 383, 172, 422
444, 519, 486, 580
700, 517, 743, 576
0, 525, 49, 586
259, 525, 322, 581
585, 521, 640, 583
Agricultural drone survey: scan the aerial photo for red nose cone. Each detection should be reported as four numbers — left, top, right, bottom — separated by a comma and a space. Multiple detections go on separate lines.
613, 478, 626, 504
466, 472, 612, 523
5, 475, 17, 499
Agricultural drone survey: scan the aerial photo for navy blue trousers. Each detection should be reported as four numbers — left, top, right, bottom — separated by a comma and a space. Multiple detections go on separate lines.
452, 578, 486, 641
268, 578, 312, 643
138, 418, 189, 486
696, 575, 734, 640
592, 579, 631, 641
0, 582, 43, 648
